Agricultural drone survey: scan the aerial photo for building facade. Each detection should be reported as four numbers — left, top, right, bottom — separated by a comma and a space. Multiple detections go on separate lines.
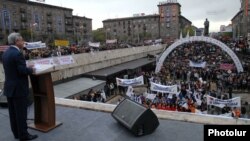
232, 0, 250, 39
103, 0, 191, 44
103, 14, 160, 45
73, 16, 92, 45
0, 0, 92, 45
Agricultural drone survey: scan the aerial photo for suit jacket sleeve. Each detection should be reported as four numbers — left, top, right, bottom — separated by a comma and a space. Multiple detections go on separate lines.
15, 52, 33, 75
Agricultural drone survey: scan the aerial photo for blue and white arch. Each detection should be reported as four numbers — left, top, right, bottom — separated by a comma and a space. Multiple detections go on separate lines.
155, 36, 244, 73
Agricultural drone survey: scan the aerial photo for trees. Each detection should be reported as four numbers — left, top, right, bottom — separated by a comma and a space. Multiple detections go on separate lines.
182, 25, 195, 37
92, 29, 105, 43
20, 29, 32, 41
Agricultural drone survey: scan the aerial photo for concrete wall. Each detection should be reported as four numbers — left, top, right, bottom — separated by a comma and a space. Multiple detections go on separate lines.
55, 98, 250, 125
50, 45, 164, 82
0, 45, 164, 89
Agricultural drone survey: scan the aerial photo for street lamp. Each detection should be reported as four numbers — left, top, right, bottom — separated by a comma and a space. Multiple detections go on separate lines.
106, 28, 110, 41
248, 33, 250, 49
30, 22, 37, 42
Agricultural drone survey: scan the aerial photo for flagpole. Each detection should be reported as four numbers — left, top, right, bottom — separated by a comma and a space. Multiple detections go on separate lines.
31, 26, 33, 42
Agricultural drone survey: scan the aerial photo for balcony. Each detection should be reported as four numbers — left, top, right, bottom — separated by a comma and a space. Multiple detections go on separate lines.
47, 12, 52, 16
20, 8, 26, 13
21, 25, 27, 30
0, 33, 4, 39
64, 14, 72, 18
75, 22, 79, 26
47, 18, 53, 24
66, 28, 73, 32
47, 27, 53, 32
21, 16, 27, 22
13, 26, 19, 31
65, 21, 73, 25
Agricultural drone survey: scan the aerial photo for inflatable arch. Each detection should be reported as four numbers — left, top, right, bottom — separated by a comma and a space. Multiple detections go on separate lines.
155, 36, 244, 73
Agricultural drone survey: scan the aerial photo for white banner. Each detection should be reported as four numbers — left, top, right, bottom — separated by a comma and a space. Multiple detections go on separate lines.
116, 76, 144, 87
206, 95, 241, 108
154, 39, 162, 43
126, 86, 134, 97
31, 58, 53, 65
27, 55, 75, 66
88, 42, 100, 48
33, 64, 54, 74
106, 39, 117, 44
150, 82, 178, 94
25, 41, 46, 50
58, 56, 75, 65
144, 40, 152, 44
145, 93, 157, 100
189, 60, 206, 68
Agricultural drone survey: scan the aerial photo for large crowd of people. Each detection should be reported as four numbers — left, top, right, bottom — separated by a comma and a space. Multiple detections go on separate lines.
2, 37, 249, 118
69, 38, 250, 118
124, 40, 250, 119
19, 43, 142, 60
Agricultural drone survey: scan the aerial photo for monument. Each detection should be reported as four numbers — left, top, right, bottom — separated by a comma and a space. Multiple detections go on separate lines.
204, 18, 209, 36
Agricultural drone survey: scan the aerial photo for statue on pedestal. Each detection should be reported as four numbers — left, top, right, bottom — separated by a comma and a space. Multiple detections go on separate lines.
204, 18, 209, 36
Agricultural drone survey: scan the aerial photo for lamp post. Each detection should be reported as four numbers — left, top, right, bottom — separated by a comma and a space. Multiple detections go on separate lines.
247, 33, 250, 49
106, 28, 110, 41
30, 23, 37, 42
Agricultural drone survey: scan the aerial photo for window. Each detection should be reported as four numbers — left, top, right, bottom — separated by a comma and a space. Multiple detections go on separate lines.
3, 10, 8, 17
57, 17, 62, 32
34, 14, 40, 31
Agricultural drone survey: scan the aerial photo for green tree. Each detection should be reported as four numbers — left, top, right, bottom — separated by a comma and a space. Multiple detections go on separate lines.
20, 29, 31, 41
182, 25, 195, 37
92, 29, 105, 43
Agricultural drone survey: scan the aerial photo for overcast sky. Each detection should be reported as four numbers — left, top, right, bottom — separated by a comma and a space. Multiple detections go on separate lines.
33, 0, 241, 32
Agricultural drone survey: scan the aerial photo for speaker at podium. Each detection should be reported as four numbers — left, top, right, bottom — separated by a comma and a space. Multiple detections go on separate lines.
111, 98, 159, 136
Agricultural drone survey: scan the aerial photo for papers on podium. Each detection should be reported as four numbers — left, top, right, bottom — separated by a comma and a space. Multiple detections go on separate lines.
33, 64, 54, 75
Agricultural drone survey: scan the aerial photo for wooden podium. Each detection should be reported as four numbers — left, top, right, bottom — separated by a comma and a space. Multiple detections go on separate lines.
28, 72, 62, 132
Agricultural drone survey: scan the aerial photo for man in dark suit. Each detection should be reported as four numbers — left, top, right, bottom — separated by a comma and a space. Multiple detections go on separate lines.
2, 32, 38, 141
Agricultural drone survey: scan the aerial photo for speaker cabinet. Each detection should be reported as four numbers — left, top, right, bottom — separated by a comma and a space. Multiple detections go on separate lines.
112, 98, 159, 136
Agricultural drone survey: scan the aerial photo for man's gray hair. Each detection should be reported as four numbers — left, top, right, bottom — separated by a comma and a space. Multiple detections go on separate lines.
8, 32, 22, 45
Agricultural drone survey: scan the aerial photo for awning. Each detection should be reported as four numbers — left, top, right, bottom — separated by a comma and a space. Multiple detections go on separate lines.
85, 58, 155, 78
54, 77, 105, 98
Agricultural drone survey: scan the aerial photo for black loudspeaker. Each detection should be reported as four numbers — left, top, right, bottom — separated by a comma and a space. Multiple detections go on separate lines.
111, 98, 159, 136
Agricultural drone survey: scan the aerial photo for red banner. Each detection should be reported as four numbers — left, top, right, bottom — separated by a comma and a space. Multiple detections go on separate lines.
0, 45, 9, 52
